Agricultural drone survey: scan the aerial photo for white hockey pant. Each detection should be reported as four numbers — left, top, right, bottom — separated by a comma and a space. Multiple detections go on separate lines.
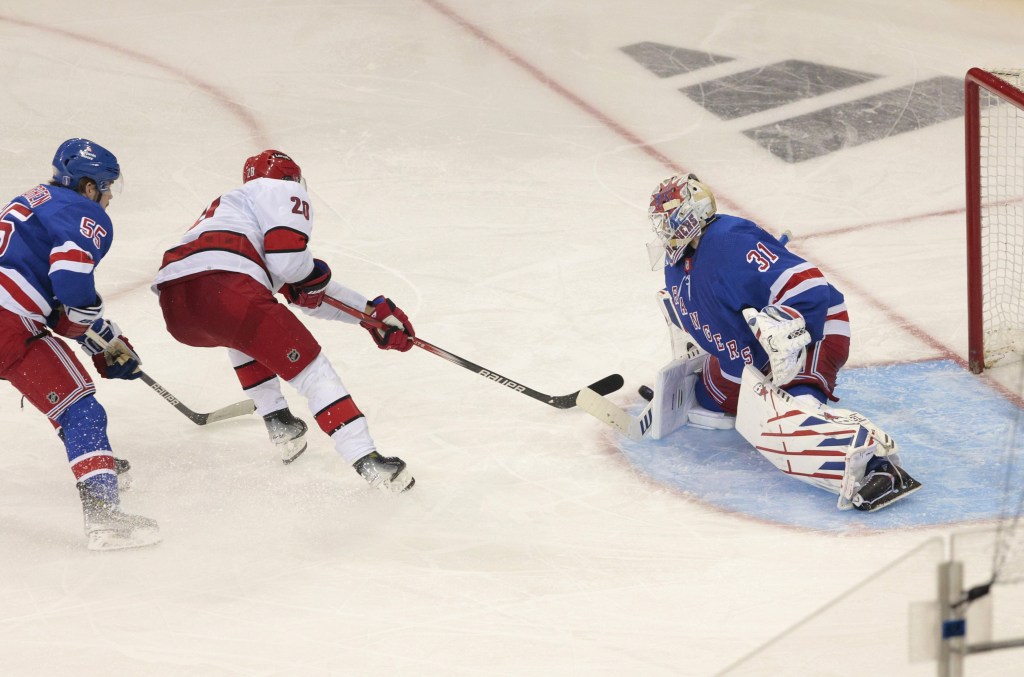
229, 349, 288, 415
230, 349, 376, 465
288, 353, 376, 464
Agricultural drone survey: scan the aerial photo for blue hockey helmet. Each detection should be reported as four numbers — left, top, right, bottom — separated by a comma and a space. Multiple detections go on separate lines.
51, 138, 120, 193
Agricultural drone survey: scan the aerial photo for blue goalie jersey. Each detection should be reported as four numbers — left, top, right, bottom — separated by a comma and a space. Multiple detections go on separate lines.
0, 184, 112, 323
663, 214, 849, 381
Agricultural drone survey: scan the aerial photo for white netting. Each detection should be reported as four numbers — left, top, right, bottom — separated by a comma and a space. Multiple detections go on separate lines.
993, 395, 1024, 588
976, 68, 1024, 588
979, 69, 1024, 368
950, 527, 1024, 645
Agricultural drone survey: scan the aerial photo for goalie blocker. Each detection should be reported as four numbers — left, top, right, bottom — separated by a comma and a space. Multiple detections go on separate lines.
576, 348, 731, 442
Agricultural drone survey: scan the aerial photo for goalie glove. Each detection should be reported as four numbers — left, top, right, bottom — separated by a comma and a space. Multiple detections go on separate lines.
742, 305, 811, 386
76, 319, 142, 380
361, 296, 415, 352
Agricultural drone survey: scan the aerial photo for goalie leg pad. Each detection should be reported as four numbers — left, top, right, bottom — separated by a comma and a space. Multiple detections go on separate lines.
736, 365, 904, 509
828, 408, 900, 457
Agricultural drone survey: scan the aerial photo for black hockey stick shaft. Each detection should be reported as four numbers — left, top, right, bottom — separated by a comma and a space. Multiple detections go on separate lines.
84, 328, 255, 425
136, 371, 255, 425
324, 296, 623, 408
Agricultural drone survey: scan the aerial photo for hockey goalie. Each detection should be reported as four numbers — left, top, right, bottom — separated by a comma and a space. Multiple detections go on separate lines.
580, 174, 921, 512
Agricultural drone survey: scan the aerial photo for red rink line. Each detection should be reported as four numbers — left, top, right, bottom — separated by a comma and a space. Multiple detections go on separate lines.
0, 15, 271, 149
420, 0, 684, 174
0, 12, 272, 304
6, 6, 1012, 402
420, 1, 979, 372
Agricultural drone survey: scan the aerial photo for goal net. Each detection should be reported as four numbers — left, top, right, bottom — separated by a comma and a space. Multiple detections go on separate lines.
966, 68, 1024, 373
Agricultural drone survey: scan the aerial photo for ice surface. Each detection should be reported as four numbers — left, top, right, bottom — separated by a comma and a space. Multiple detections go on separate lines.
1, 1, 1023, 675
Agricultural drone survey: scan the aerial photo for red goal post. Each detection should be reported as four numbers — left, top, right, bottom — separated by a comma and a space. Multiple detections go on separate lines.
966, 68, 1024, 373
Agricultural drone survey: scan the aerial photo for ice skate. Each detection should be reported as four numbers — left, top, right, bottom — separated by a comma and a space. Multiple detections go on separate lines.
852, 461, 922, 512
353, 451, 415, 494
78, 482, 161, 551
115, 457, 132, 491
264, 407, 308, 464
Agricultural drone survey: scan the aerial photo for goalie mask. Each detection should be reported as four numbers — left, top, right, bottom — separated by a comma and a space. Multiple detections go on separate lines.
647, 174, 716, 269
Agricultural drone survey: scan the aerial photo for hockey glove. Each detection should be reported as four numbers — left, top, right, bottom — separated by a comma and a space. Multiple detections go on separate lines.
361, 296, 415, 352
742, 305, 811, 386
76, 319, 142, 380
48, 297, 105, 339
283, 259, 332, 309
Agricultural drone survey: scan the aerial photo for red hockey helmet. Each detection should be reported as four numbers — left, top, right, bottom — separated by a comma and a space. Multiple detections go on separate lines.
242, 150, 302, 184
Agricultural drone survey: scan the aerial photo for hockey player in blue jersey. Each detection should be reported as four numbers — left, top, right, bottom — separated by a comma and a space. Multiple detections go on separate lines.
644, 174, 920, 512
0, 139, 160, 549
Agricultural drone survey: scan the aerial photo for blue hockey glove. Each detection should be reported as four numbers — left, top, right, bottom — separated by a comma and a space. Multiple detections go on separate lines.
76, 319, 142, 380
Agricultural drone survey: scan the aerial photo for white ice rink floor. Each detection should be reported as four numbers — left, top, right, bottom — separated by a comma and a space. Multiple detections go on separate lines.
2, 2, 1023, 675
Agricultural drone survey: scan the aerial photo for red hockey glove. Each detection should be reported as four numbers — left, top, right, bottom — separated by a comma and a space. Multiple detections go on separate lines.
49, 297, 105, 338
360, 296, 415, 352
283, 259, 331, 309
75, 319, 143, 380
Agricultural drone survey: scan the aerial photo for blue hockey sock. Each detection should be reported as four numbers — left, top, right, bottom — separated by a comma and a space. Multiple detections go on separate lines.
784, 383, 827, 404
694, 378, 725, 412
56, 396, 118, 503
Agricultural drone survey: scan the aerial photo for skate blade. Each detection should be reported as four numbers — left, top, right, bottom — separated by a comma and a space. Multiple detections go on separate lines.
858, 479, 923, 513
87, 526, 162, 551
281, 439, 309, 465
117, 470, 133, 492
374, 467, 415, 494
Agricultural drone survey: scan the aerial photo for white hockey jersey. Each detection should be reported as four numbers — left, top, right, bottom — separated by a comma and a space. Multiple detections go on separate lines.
153, 177, 369, 317
154, 177, 321, 292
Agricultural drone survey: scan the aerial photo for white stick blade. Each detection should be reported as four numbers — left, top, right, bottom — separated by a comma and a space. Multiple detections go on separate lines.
576, 387, 633, 435
203, 400, 256, 425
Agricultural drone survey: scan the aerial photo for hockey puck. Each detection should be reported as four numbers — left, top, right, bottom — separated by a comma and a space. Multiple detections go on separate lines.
638, 385, 654, 401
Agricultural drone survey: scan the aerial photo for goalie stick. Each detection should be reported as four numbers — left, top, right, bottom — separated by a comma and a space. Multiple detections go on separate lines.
323, 296, 624, 408
85, 328, 256, 426
576, 386, 654, 440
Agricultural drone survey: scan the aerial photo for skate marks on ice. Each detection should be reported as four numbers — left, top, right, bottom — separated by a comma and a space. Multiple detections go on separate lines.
614, 360, 1024, 532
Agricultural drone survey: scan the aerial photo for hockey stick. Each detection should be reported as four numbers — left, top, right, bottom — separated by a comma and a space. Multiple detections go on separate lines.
576, 386, 653, 440
323, 296, 624, 408
135, 372, 256, 425
84, 328, 256, 425
576, 344, 706, 440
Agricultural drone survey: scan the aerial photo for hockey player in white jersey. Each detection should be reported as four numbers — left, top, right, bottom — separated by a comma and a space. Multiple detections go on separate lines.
0, 139, 160, 550
153, 150, 414, 493
637, 174, 921, 512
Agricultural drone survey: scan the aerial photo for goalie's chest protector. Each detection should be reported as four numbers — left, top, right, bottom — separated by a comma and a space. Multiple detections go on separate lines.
662, 216, 782, 378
